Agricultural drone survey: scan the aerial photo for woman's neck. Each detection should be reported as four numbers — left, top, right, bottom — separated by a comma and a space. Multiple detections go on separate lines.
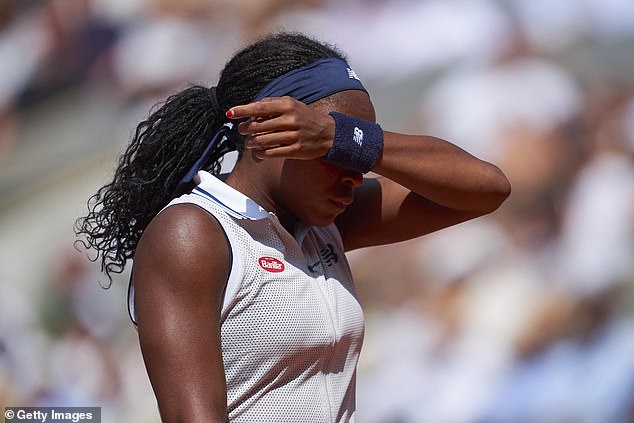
224, 158, 298, 235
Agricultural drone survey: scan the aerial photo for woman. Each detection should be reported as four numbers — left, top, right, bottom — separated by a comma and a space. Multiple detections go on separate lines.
76, 32, 510, 422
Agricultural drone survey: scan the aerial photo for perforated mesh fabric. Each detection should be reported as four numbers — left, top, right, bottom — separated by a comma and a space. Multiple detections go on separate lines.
172, 191, 365, 423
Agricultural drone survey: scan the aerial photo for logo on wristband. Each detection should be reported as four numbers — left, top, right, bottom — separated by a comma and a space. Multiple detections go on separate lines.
353, 127, 364, 146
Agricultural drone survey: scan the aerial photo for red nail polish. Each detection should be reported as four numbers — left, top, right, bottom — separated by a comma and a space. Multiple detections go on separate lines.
226, 109, 234, 118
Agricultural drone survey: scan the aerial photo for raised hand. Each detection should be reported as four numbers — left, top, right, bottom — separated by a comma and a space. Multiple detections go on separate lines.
226, 96, 335, 160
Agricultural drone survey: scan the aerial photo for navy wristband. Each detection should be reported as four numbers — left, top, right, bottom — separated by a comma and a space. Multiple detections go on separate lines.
323, 112, 383, 173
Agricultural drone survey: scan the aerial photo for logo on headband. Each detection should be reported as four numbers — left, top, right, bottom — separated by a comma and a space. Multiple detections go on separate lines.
353, 127, 364, 146
347, 67, 360, 81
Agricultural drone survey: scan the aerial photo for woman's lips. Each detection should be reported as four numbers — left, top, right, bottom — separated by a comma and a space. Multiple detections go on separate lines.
331, 198, 353, 209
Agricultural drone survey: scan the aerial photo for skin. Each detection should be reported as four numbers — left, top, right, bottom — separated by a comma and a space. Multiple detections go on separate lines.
133, 90, 511, 422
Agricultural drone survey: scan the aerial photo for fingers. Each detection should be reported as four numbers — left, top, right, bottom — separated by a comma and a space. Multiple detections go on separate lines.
226, 96, 297, 120
247, 133, 331, 160
225, 96, 333, 160
231, 97, 305, 150
238, 115, 299, 137
229, 97, 302, 141
253, 144, 306, 159
243, 131, 298, 150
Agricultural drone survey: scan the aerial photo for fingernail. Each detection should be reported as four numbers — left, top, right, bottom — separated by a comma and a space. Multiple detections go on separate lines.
226, 109, 234, 118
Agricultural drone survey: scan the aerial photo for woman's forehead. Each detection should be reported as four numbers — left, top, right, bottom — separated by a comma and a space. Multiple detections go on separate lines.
311, 90, 376, 123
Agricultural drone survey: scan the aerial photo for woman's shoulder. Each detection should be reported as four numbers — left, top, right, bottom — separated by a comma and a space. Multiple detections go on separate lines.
145, 201, 219, 236
135, 203, 230, 277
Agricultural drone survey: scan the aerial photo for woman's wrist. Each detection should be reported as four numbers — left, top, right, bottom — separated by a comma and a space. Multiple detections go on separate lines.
323, 112, 383, 173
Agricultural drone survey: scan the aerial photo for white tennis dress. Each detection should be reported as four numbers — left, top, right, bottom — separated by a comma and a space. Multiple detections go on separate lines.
129, 170, 365, 422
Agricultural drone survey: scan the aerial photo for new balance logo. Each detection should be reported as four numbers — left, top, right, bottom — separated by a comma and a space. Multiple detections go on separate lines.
353, 127, 363, 146
347, 67, 360, 80
307, 243, 339, 272
320, 244, 339, 266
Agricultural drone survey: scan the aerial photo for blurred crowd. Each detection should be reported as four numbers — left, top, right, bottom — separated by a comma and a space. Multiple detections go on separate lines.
1, 0, 633, 422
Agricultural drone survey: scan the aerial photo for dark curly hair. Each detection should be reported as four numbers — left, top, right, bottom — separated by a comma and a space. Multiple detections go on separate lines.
74, 32, 345, 284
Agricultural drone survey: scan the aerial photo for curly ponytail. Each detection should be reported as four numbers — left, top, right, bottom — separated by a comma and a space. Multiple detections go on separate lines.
75, 32, 345, 283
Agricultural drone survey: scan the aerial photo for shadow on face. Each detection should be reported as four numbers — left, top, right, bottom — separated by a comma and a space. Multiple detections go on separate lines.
274, 90, 375, 228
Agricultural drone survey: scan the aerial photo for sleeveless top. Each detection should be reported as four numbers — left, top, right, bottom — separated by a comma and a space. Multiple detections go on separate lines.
129, 171, 365, 422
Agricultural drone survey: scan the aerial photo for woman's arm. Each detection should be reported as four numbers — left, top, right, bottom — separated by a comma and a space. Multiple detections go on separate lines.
336, 132, 511, 250
133, 204, 230, 423
227, 96, 510, 250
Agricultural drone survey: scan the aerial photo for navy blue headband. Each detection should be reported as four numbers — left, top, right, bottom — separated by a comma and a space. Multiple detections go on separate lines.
172, 58, 367, 198
253, 58, 367, 103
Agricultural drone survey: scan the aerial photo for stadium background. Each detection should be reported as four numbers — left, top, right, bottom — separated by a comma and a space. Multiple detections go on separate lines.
1, 0, 633, 421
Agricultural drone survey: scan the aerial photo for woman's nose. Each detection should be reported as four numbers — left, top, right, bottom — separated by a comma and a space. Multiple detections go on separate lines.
341, 170, 363, 188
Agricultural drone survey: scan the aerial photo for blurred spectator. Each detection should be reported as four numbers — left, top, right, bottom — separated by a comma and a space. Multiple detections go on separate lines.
418, 51, 581, 163
0, 2, 49, 111
275, 0, 509, 81
14, 0, 119, 108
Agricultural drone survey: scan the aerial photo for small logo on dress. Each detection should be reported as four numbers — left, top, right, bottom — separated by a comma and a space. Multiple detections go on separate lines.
307, 243, 339, 272
353, 127, 364, 146
347, 67, 360, 80
258, 256, 285, 272
320, 244, 339, 266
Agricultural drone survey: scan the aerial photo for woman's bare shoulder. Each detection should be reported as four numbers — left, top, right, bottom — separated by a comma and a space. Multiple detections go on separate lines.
133, 202, 230, 301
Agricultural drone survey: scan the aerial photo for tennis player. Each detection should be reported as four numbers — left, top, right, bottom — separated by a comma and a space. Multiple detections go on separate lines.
76, 32, 510, 422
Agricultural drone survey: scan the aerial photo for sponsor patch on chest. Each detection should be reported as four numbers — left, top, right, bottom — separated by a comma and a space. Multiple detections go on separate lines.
258, 256, 285, 272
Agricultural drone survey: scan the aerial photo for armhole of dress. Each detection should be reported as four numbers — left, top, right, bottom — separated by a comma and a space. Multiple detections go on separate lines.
218, 217, 243, 316
127, 271, 137, 326
127, 200, 243, 326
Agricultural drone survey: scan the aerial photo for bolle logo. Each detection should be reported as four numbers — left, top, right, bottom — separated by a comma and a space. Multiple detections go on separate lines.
353, 127, 364, 146
258, 256, 285, 272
